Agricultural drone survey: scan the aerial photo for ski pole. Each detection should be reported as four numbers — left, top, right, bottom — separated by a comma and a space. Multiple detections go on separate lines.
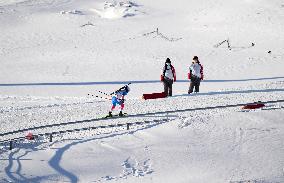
87, 94, 111, 100
87, 90, 111, 97
96, 90, 111, 96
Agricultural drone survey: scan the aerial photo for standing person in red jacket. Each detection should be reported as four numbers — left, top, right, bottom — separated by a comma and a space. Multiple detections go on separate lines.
188, 56, 203, 94
161, 58, 176, 96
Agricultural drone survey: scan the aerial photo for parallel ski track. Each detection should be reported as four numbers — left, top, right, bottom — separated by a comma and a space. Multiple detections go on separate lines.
1, 99, 284, 143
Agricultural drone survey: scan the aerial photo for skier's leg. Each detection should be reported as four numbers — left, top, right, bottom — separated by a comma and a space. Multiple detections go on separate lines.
109, 97, 118, 117
193, 80, 197, 93
163, 81, 169, 96
120, 103, 124, 111
168, 80, 173, 96
111, 96, 117, 110
195, 78, 201, 92
194, 84, 198, 93
111, 99, 117, 111
118, 101, 125, 116
108, 104, 116, 117
188, 81, 194, 94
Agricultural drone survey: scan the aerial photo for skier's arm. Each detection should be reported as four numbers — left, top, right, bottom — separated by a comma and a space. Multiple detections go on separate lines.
200, 64, 204, 80
188, 65, 193, 80
172, 66, 176, 82
160, 66, 165, 81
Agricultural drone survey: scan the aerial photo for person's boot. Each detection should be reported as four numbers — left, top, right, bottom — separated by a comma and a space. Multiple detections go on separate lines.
119, 111, 123, 116
108, 111, 112, 117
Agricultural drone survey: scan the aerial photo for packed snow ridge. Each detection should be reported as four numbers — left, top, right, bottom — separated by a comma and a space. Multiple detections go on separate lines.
91, 1, 141, 19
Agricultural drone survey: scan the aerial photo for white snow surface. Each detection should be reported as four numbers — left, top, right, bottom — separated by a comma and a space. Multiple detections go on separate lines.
0, 0, 284, 182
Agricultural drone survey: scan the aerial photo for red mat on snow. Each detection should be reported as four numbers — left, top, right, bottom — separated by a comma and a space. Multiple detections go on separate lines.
142, 92, 166, 100
242, 103, 265, 109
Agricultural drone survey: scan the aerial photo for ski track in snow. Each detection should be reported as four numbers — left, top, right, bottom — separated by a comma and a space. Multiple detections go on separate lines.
1, 80, 283, 138
1, 87, 283, 182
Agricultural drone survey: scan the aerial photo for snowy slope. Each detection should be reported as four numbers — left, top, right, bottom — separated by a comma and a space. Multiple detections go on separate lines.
1, 107, 284, 183
0, 0, 284, 182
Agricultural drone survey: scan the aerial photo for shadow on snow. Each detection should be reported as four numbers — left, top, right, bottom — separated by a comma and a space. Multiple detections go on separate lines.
0, 76, 283, 87
2, 121, 163, 183
173, 88, 284, 98
1, 87, 283, 138
47, 122, 162, 183
3, 145, 51, 183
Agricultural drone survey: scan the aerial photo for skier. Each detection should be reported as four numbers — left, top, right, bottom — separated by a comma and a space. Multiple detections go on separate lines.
108, 85, 130, 117
188, 56, 203, 94
161, 58, 176, 96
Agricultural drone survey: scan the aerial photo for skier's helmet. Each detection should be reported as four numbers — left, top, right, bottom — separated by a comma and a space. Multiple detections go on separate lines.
124, 85, 130, 93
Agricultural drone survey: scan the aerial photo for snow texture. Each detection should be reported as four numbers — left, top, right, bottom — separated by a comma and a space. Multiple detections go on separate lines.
0, 0, 284, 182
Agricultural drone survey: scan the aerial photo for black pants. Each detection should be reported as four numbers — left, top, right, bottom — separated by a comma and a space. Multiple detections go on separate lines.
163, 77, 173, 96
188, 76, 201, 94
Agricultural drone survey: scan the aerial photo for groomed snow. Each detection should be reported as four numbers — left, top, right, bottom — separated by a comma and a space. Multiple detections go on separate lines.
0, 0, 284, 182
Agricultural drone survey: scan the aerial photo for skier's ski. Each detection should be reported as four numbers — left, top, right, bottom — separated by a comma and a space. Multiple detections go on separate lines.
104, 113, 128, 118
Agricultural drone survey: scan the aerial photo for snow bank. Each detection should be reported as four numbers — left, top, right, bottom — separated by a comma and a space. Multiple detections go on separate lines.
91, 1, 140, 19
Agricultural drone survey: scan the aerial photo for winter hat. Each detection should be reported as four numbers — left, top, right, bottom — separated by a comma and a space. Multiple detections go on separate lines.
165, 58, 171, 63
193, 56, 198, 60
124, 85, 130, 93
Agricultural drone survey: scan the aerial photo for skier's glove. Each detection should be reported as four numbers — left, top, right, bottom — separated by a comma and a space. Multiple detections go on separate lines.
160, 75, 164, 81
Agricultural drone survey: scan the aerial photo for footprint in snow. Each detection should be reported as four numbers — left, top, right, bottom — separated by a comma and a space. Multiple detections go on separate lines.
120, 157, 153, 178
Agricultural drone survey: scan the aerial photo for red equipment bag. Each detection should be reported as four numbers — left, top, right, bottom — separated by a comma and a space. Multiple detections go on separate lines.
242, 102, 265, 109
142, 92, 167, 100
26, 132, 35, 140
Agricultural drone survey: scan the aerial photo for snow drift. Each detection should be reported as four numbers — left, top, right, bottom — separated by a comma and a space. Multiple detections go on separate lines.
91, 1, 141, 19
